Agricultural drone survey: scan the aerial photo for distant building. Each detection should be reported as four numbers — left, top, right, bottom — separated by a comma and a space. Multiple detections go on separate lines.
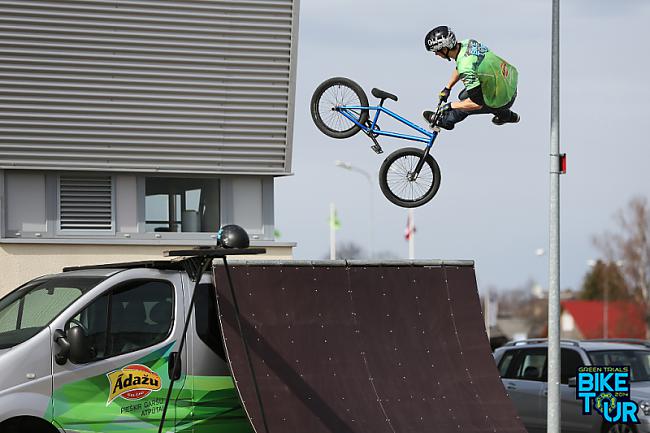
560, 300, 647, 340
0, 1, 300, 294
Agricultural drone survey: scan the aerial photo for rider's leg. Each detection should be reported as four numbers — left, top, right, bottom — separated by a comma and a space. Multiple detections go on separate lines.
491, 92, 520, 125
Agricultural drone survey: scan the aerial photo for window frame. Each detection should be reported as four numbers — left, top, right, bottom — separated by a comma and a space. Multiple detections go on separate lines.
65, 278, 176, 364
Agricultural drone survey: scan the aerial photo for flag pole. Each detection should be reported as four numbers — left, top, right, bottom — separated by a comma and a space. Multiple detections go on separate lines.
330, 202, 336, 260
408, 209, 415, 259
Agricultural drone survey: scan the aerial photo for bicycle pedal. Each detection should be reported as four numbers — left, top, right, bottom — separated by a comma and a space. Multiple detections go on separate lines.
370, 144, 383, 154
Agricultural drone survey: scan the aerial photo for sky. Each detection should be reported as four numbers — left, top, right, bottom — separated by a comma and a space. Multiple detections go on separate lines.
275, 0, 650, 293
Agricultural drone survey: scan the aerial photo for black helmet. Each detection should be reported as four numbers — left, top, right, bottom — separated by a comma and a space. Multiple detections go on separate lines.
216, 224, 250, 249
424, 26, 457, 52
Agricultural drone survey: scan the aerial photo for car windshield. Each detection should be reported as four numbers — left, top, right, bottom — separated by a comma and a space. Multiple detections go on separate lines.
0, 276, 105, 349
588, 350, 650, 382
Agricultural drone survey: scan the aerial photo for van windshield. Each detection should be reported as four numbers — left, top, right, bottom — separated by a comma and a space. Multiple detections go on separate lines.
588, 350, 650, 382
0, 276, 105, 349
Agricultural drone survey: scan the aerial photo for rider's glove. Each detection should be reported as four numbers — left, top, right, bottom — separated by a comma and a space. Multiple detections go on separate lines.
439, 87, 451, 102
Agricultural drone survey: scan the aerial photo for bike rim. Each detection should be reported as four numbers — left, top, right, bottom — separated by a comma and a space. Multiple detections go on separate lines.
385, 154, 434, 202
317, 84, 363, 132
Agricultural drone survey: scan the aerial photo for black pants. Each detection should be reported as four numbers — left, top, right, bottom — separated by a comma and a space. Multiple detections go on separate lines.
440, 89, 517, 128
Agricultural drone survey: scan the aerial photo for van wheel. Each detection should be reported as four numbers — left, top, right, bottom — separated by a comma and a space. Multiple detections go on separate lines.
0, 417, 59, 433
604, 423, 636, 433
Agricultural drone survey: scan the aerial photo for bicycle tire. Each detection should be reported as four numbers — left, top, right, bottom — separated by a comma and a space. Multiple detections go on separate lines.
310, 77, 369, 139
379, 147, 442, 208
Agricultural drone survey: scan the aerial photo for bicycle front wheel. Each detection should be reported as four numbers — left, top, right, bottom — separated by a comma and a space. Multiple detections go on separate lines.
379, 147, 441, 208
310, 77, 369, 139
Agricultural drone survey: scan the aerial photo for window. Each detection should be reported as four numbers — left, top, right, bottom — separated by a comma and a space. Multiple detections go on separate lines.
59, 175, 114, 232
0, 276, 103, 349
561, 349, 584, 384
195, 283, 225, 360
507, 348, 547, 381
67, 280, 174, 363
498, 350, 518, 377
145, 177, 220, 233
589, 350, 650, 382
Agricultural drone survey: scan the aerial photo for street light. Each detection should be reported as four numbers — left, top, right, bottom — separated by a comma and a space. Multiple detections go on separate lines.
334, 160, 375, 257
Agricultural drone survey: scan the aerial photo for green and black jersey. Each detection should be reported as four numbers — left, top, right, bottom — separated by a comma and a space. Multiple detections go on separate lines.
456, 39, 518, 108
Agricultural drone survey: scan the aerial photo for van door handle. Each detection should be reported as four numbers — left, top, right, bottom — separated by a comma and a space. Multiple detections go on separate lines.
168, 352, 181, 380
506, 382, 517, 390
543, 389, 548, 397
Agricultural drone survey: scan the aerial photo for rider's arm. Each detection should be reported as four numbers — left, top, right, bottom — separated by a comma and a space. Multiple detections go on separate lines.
446, 69, 461, 90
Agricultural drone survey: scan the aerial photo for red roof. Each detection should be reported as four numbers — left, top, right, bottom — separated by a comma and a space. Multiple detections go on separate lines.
561, 300, 647, 339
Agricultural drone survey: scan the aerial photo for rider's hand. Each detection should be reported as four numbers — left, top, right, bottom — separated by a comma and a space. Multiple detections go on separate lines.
439, 87, 451, 102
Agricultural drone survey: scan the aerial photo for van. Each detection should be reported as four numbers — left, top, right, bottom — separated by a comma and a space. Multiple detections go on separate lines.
0, 259, 252, 433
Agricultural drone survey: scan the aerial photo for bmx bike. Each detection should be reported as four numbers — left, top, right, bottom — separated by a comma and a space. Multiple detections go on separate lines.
310, 77, 446, 208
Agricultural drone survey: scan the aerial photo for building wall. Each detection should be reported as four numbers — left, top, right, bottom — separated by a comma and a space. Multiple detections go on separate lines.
0, 0, 299, 174
0, 1, 299, 288
0, 242, 294, 296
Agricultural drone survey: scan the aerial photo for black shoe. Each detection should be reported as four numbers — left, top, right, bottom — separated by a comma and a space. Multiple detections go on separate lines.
423, 110, 454, 130
492, 112, 520, 126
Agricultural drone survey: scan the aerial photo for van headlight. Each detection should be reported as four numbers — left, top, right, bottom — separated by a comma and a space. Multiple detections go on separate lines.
639, 400, 650, 416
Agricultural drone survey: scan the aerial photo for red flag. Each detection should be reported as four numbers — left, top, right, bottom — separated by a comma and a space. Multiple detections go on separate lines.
405, 213, 416, 240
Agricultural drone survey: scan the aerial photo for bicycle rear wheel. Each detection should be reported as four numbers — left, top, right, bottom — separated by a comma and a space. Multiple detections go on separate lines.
311, 77, 369, 139
379, 147, 441, 208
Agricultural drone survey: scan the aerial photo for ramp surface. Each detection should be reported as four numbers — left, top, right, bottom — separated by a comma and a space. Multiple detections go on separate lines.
213, 262, 525, 433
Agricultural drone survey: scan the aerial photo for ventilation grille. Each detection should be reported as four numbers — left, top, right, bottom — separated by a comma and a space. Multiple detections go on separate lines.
59, 176, 113, 231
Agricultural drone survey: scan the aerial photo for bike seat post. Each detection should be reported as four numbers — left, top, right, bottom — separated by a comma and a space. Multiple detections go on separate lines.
370, 99, 384, 129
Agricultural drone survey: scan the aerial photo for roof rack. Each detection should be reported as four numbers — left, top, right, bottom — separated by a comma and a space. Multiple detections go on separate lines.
584, 338, 650, 348
503, 338, 581, 347
63, 247, 266, 281
63, 260, 183, 272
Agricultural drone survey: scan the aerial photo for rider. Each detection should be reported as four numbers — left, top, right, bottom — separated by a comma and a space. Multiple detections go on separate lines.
423, 26, 519, 130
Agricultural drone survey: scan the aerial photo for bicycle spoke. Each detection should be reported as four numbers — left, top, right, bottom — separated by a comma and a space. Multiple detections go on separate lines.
385, 154, 435, 202
317, 84, 362, 133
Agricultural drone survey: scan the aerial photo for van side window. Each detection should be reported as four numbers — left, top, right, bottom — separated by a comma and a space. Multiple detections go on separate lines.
67, 280, 174, 363
194, 283, 226, 360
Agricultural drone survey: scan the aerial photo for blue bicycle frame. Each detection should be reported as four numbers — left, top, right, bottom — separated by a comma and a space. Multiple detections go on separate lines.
336, 103, 439, 149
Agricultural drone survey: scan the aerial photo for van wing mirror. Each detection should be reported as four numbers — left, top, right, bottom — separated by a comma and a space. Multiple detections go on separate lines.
54, 329, 70, 365
66, 326, 93, 364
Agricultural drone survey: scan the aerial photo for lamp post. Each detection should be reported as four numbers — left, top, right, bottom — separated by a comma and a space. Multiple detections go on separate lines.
548, 1, 561, 432
335, 160, 375, 257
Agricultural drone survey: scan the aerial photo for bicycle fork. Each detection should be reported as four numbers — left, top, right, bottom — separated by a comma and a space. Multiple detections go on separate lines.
409, 143, 433, 181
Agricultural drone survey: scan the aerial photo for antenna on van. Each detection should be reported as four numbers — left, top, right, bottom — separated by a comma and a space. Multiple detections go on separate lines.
157, 246, 265, 433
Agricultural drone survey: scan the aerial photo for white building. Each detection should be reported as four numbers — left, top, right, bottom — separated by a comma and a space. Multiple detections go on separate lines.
0, 0, 300, 294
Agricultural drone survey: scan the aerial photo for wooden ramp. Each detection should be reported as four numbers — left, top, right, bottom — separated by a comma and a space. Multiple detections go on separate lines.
213, 261, 525, 433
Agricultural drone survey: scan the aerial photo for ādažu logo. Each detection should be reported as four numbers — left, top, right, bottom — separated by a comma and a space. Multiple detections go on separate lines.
576, 366, 639, 424
106, 364, 162, 405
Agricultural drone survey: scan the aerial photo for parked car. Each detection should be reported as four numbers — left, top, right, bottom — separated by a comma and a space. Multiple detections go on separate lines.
493, 339, 650, 433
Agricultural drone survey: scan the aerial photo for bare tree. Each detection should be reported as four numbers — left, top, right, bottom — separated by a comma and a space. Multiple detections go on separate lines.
594, 196, 650, 304
322, 241, 365, 260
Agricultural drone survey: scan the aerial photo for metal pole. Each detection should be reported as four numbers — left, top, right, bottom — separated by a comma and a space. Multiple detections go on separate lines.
330, 202, 336, 260
408, 209, 415, 259
335, 161, 375, 257
547, 0, 561, 433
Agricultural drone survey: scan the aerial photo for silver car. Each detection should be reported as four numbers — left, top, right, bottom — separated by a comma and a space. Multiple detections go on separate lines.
493, 339, 650, 433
